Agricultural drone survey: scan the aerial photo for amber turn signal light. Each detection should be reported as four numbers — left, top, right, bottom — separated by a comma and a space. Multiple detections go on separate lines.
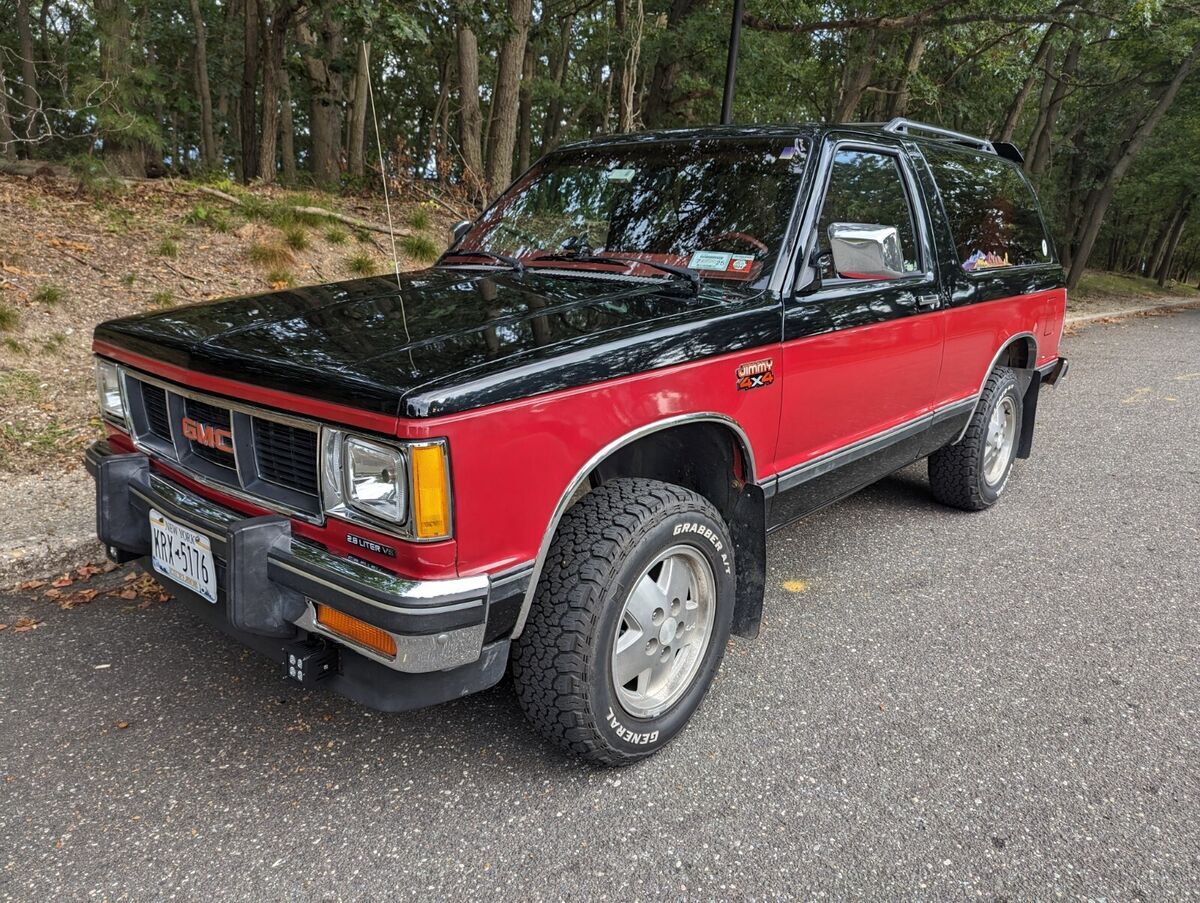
410, 443, 451, 539
315, 604, 396, 658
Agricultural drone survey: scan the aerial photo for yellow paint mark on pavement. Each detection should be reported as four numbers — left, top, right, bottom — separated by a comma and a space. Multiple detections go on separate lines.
781, 579, 809, 593
1174, 372, 1200, 381
1121, 387, 1151, 404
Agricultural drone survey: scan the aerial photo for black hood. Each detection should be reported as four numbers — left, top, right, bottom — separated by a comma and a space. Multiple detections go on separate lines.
96, 269, 778, 419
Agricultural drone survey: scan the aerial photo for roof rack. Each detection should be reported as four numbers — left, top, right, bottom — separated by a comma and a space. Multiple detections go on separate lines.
882, 118, 996, 155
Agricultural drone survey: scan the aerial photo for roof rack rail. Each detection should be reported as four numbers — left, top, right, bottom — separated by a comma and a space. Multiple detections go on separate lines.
882, 118, 996, 155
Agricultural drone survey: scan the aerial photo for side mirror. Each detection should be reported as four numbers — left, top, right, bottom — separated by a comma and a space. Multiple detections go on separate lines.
450, 220, 472, 246
828, 223, 906, 280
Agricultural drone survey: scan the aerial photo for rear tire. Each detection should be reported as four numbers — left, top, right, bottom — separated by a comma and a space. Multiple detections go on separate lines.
512, 478, 736, 766
928, 367, 1022, 511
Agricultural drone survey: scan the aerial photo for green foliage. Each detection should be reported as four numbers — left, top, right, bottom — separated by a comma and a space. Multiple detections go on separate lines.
184, 203, 231, 233
121, 274, 137, 288
400, 233, 441, 263
157, 238, 179, 258
0, 304, 19, 332
41, 332, 67, 352
345, 252, 377, 275
149, 290, 175, 308
324, 226, 349, 244
3, 337, 25, 353
33, 284, 65, 305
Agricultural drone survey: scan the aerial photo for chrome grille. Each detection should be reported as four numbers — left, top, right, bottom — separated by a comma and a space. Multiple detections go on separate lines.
121, 370, 323, 521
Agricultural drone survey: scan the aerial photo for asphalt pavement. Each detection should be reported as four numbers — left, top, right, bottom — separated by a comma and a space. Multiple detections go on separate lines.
2, 310, 1198, 901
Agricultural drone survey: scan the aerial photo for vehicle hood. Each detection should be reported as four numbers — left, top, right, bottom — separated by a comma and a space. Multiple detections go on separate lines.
95, 269, 776, 420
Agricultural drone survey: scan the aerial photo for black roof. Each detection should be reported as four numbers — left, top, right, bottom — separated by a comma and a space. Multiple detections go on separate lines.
558, 119, 1024, 164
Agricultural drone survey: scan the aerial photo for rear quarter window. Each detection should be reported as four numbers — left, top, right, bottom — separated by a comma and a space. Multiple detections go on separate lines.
925, 146, 1053, 272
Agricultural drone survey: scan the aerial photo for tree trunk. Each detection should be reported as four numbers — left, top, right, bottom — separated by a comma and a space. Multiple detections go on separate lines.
1027, 37, 1080, 176
833, 31, 879, 122
16, 0, 39, 141
281, 65, 296, 183
999, 24, 1060, 143
456, 20, 485, 197
517, 43, 534, 172
256, 2, 293, 186
540, 14, 574, 152
298, 16, 345, 187
0, 58, 17, 161
1066, 39, 1200, 290
95, 0, 146, 176
1156, 198, 1191, 286
433, 55, 452, 182
887, 30, 925, 119
1146, 203, 1184, 278
616, 0, 644, 131
188, 0, 217, 169
642, 0, 698, 127
240, 0, 260, 181
348, 41, 371, 179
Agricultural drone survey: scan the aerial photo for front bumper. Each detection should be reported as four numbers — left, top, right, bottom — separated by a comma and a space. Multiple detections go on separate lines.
85, 440, 527, 712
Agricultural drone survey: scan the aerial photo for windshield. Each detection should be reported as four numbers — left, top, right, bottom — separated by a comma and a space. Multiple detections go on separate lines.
450, 138, 807, 286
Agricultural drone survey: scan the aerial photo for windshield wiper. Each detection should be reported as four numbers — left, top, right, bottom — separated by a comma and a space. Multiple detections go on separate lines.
528, 253, 701, 293
439, 249, 524, 274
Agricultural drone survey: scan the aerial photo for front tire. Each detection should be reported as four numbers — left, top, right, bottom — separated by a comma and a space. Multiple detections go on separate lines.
928, 366, 1022, 511
512, 478, 736, 766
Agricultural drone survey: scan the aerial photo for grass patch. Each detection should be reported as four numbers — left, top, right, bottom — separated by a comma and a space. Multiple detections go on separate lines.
0, 419, 74, 462
121, 273, 137, 288
1075, 270, 1200, 302
283, 225, 310, 251
4, 337, 25, 353
0, 303, 19, 332
150, 290, 175, 308
0, 370, 42, 402
345, 252, 378, 275
41, 332, 67, 352
266, 268, 296, 288
409, 208, 432, 231
238, 195, 272, 221
323, 226, 348, 245
247, 242, 295, 268
33, 284, 65, 305
400, 234, 441, 264
158, 238, 179, 258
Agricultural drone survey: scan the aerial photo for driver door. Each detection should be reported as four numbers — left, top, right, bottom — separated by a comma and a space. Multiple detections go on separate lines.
770, 141, 946, 523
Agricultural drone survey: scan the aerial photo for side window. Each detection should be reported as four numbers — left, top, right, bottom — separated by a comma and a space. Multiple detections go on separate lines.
925, 147, 1053, 272
815, 149, 920, 281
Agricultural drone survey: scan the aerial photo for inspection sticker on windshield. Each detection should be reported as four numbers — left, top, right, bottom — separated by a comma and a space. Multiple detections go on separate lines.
689, 251, 732, 270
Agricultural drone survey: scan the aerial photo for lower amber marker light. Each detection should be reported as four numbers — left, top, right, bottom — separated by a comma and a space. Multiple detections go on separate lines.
410, 443, 451, 539
315, 604, 397, 658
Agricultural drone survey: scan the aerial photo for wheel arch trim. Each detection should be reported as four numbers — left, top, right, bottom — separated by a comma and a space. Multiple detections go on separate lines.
509, 412, 757, 640
953, 331, 1039, 444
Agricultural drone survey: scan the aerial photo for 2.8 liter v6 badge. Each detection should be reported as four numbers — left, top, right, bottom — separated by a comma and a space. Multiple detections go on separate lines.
736, 358, 774, 391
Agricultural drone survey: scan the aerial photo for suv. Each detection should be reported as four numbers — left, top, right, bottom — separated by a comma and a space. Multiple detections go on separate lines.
86, 119, 1067, 765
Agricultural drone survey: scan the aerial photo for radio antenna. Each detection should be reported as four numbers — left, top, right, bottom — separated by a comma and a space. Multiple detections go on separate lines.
364, 42, 414, 353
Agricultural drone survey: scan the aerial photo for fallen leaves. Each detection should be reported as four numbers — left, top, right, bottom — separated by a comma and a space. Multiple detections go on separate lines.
10, 616, 42, 633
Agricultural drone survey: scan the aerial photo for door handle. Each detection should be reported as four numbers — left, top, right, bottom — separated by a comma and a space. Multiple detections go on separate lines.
917, 293, 940, 309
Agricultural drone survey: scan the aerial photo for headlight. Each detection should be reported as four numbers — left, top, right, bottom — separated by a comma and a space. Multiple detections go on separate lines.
95, 359, 127, 425
344, 437, 407, 523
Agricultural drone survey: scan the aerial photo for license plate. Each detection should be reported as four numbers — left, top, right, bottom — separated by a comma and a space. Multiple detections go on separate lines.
149, 509, 218, 603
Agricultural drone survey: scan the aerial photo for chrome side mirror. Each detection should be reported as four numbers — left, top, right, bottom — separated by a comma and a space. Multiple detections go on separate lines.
450, 220, 472, 246
828, 223, 906, 279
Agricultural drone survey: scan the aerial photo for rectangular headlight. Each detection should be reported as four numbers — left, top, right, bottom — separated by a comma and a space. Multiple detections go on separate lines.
344, 437, 407, 524
95, 359, 127, 425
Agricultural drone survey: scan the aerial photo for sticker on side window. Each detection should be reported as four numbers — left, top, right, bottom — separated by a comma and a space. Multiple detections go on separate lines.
606, 168, 636, 182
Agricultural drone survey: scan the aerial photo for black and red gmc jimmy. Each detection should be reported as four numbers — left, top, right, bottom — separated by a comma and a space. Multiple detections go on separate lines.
87, 119, 1068, 765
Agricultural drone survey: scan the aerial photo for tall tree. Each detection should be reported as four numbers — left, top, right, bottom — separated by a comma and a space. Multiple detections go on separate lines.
348, 40, 370, 179
456, 18, 484, 196
240, 0, 260, 181
15, 0, 38, 140
188, 0, 218, 169
484, 0, 533, 197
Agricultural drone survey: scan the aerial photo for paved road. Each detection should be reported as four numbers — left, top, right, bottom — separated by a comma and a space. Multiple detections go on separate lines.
3, 311, 1198, 901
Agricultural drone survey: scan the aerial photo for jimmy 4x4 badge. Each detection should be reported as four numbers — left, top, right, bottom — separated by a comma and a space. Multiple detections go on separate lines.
736, 358, 774, 391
